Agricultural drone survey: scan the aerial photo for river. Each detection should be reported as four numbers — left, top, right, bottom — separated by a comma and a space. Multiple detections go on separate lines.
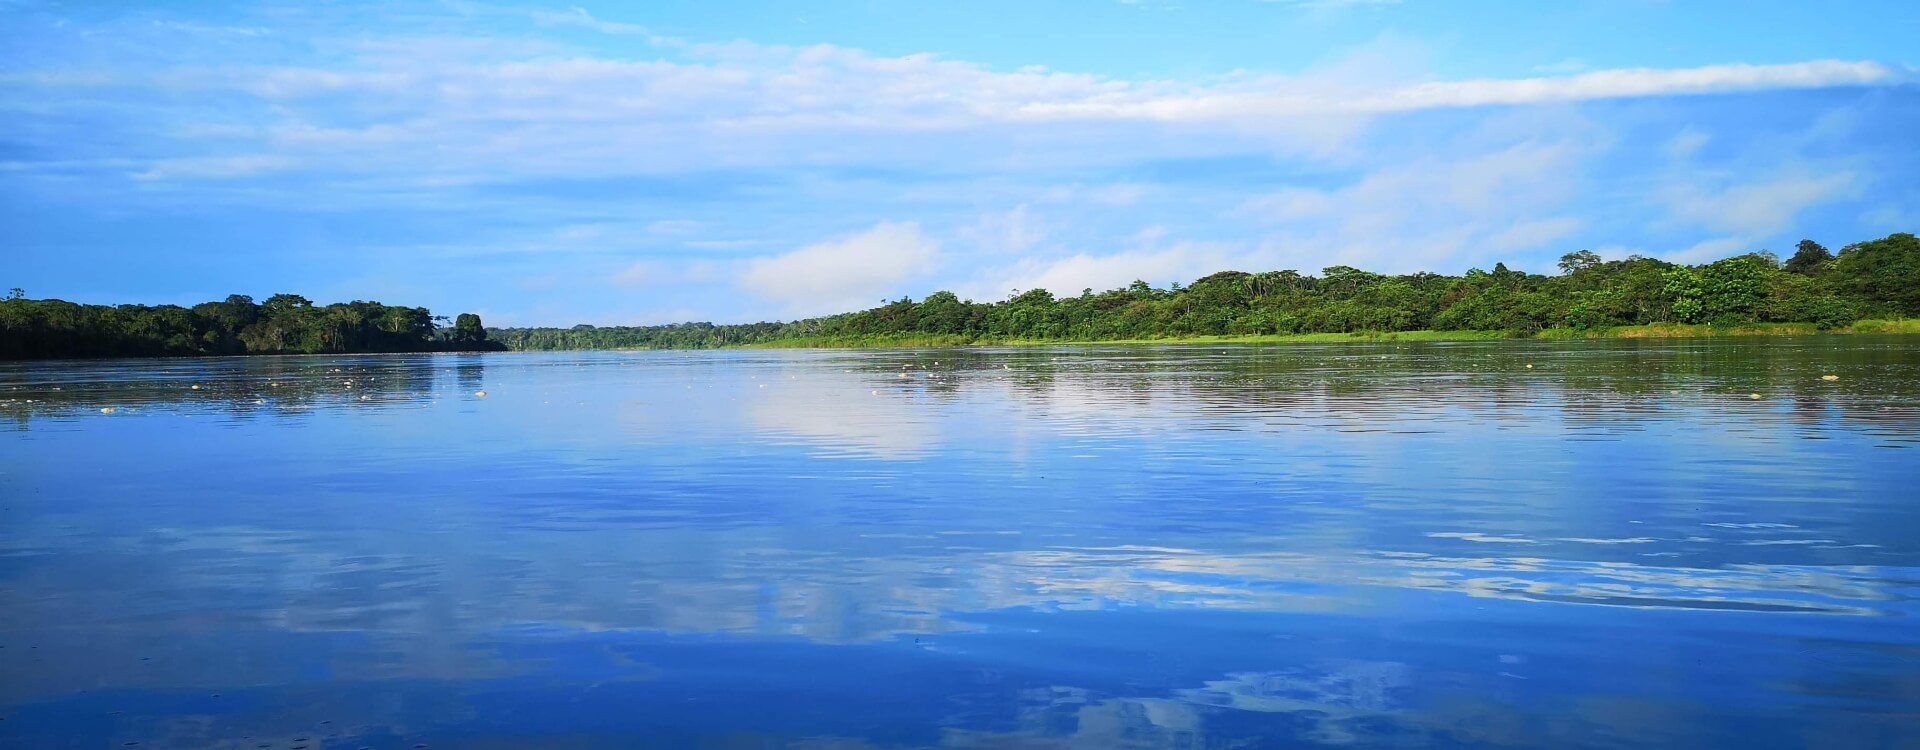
2, 338, 1917, 748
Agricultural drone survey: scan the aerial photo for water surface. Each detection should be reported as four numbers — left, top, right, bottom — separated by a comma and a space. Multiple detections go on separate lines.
3, 338, 1918, 748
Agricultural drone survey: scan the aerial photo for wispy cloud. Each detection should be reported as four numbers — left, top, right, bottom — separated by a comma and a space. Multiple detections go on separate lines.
1259, 0, 1403, 8
964, 238, 1263, 302
132, 155, 294, 181
959, 205, 1045, 255
3, 2, 1911, 325
150, 21, 269, 37
737, 222, 940, 315
1012, 61, 1898, 122
1664, 127, 1711, 160
1232, 117, 1603, 272
5, 24, 1901, 190
1660, 171, 1859, 237
528, 5, 681, 46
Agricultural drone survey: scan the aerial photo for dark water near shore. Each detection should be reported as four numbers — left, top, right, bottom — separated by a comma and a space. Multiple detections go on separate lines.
2, 338, 1918, 749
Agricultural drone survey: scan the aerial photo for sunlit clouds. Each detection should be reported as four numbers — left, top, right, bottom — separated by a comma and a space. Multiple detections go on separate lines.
2, 1, 1914, 324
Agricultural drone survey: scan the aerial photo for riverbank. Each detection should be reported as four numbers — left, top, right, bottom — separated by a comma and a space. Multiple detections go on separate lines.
741, 319, 1920, 349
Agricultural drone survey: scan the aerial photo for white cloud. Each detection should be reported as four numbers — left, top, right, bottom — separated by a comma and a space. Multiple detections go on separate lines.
1040, 182, 1151, 207
7, 5, 1906, 325
1087, 183, 1150, 206
527, 6, 678, 45
1234, 131, 1600, 271
18, 28, 1897, 185
131, 154, 292, 181
957, 223, 1297, 300
1356, 61, 1896, 111
1664, 236, 1752, 264
967, 240, 1261, 300
1661, 171, 1858, 236
1236, 188, 1336, 220
737, 222, 940, 315
1861, 203, 1918, 231
1664, 128, 1711, 161
150, 21, 269, 37
1485, 217, 1584, 252
1007, 61, 1898, 123
961, 204, 1044, 254
610, 260, 671, 288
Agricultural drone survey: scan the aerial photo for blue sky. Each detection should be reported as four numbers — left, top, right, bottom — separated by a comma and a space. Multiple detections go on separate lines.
3, 1, 1916, 326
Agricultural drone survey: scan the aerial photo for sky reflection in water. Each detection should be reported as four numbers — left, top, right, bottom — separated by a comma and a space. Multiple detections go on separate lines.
2, 339, 1918, 748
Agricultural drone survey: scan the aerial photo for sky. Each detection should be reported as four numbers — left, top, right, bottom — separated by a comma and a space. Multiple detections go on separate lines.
3, 1, 1916, 326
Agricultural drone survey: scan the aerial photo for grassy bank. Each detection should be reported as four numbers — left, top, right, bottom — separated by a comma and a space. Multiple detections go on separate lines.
1537, 319, 1920, 339
743, 330, 1506, 349
743, 320, 1920, 350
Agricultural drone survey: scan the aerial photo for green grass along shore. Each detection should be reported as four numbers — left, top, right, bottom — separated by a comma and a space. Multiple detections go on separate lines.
740, 319, 1920, 350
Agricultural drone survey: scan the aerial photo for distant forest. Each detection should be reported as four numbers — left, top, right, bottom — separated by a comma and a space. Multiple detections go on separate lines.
492, 232, 1920, 350
6, 232, 1915, 359
0, 293, 503, 359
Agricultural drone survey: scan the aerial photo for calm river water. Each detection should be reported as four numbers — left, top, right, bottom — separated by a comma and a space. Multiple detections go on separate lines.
2, 338, 1918, 749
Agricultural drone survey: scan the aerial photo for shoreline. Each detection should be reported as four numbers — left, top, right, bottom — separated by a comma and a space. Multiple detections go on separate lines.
8, 321, 1917, 360
738, 320, 1920, 350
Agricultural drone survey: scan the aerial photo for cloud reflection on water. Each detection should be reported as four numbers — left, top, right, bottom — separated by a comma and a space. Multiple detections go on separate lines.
2, 341, 1918, 747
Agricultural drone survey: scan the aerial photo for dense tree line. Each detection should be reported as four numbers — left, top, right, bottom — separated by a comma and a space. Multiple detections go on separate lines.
492, 232, 1919, 350
0, 292, 502, 359
7, 233, 1911, 358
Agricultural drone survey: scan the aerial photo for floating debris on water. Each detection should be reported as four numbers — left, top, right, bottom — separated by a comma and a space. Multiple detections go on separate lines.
474, 390, 487, 397
99, 407, 114, 414
190, 384, 201, 390
1821, 374, 1840, 381
1750, 393, 1763, 399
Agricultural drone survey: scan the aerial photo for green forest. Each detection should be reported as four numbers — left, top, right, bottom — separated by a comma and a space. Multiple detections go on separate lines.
0, 292, 502, 359
6, 232, 1916, 358
491, 232, 1920, 351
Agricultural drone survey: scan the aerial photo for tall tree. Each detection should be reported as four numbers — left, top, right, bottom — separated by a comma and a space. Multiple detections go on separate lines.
1558, 250, 1603, 275
1784, 239, 1833, 275
451, 313, 489, 345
